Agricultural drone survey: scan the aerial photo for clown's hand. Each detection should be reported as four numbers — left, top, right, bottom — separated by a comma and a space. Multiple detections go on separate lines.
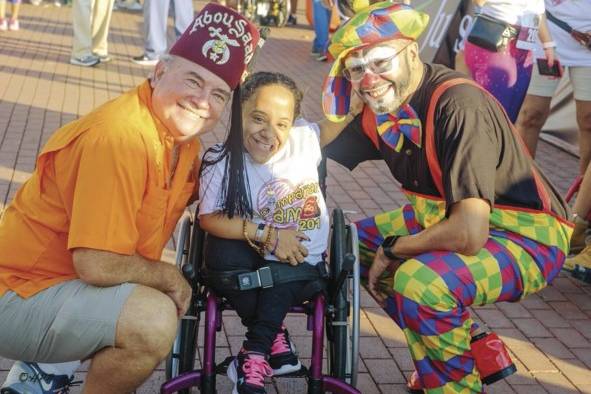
368, 246, 400, 307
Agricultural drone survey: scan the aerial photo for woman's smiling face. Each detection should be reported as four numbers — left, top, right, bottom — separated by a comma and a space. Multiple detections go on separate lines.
242, 84, 296, 163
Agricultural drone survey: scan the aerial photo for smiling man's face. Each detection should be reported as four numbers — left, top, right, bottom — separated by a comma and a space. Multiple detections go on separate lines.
344, 40, 418, 115
150, 56, 232, 142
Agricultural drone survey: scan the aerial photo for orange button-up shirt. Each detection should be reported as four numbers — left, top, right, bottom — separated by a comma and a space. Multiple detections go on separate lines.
0, 81, 200, 298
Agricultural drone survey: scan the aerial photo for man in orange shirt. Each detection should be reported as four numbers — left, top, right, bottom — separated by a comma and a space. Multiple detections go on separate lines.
0, 4, 260, 393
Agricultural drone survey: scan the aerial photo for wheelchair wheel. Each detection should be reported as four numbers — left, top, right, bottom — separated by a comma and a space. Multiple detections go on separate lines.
271, 0, 291, 27
239, 0, 257, 22
326, 208, 360, 386
165, 214, 205, 388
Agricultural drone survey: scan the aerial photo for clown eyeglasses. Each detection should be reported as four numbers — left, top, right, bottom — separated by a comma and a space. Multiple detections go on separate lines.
342, 44, 411, 82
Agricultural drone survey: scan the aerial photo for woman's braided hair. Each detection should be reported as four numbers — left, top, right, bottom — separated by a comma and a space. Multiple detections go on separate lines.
200, 71, 303, 218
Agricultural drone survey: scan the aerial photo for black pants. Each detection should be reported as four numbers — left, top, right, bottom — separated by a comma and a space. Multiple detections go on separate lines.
204, 235, 319, 354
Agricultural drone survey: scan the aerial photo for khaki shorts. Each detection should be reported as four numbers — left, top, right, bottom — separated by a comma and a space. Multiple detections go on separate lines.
0, 280, 135, 362
527, 64, 591, 101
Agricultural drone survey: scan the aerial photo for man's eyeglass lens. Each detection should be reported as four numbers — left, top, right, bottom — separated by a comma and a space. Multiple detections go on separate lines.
343, 55, 396, 81
343, 45, 409, 82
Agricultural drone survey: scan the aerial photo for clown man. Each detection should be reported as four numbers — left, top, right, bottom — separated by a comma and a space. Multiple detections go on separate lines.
322, 2, 573, 393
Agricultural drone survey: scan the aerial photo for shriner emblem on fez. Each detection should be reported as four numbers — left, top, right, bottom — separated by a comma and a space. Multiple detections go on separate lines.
202, 26, 240, 65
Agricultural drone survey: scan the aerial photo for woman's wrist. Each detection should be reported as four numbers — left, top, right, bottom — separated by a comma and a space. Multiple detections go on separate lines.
542, 41, 556, 49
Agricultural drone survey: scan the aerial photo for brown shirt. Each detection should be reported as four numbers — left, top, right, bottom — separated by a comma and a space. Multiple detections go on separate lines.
325, 63, 568, 219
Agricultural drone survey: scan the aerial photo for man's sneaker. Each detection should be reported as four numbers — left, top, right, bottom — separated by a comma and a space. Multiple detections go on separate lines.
227, 350, 272, 394
287, 14, 297, 25
123, 1, 143, 11
94, 53, 112, 63
0, 19, 7, 31
70, 55, 100, 67
131, 54, 159, 66
268, 327, 301, 375
315, 54, 328, 62
0, 361, 80, 394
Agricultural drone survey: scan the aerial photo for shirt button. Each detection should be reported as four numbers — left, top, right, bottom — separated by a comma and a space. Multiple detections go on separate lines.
413, 180, 419, 187
405, 149, 412, 156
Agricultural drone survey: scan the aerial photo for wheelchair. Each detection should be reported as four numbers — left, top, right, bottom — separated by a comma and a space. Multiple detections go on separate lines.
238, 0, 292, 27
160, 207, 361, 394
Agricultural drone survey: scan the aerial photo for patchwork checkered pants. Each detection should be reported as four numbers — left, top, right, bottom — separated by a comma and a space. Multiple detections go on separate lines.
355, 204, 565, 393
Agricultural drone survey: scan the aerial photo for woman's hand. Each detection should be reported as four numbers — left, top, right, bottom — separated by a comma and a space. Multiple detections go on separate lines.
543, 47, 556, 68
268, 228, 310, 266
367, 247, 400, 307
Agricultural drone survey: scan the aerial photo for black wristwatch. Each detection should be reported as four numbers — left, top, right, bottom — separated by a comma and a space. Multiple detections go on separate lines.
381, 235, 401, 260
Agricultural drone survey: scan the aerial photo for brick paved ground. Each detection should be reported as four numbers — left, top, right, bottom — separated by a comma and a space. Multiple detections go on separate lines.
1, 2, 590, 393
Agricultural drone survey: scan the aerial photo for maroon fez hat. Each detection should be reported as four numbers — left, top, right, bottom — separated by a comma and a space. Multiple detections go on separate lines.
169, 3, 260, 90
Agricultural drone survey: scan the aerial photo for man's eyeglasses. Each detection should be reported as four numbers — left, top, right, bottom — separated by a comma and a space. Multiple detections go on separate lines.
342, 44, 411, 82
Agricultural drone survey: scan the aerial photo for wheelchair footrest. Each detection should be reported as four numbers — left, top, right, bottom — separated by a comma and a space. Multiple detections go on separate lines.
215, 356, 309, 377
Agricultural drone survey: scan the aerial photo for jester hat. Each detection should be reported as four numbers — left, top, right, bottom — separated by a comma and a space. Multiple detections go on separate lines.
322, 2, 429, 122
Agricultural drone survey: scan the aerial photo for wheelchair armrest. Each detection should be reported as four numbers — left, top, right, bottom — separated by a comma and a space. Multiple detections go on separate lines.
182, 263, 196, 281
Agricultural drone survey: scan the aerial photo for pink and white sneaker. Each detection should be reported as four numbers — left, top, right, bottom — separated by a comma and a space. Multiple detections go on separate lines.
0, 19, 7, 31
227, 349, 272, 394
268, 326, 301, 376
8, 19, 19, 31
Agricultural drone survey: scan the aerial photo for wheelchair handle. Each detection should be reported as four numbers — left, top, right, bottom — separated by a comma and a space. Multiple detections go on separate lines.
182, 264, 196, 281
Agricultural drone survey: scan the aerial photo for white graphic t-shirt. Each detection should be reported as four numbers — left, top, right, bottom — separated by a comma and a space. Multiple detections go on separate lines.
533, 0, 591, 67
479, 0, 545, 26
199, 118, 329, 265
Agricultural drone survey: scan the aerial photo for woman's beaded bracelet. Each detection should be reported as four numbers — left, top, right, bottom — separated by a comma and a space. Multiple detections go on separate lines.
243, 219, 263, 255
262, 224, 274, 254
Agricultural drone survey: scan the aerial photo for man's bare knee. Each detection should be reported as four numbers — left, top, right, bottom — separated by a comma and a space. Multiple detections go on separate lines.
115, 285, 178, 359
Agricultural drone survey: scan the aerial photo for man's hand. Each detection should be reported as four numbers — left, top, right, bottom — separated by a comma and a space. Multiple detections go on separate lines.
269, 228, 310, 266
164, 269, 193, 317
368, 246, 401, 307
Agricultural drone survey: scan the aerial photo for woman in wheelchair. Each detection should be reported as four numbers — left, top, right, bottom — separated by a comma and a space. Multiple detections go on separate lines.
198, 71, 359, 394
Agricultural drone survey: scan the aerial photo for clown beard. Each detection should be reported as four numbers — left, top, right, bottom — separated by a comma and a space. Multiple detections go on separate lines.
367, 53, 412, 115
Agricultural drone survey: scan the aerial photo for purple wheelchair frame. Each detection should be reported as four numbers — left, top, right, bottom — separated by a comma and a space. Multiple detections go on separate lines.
160, 292, 359, 394
160, 206, 360, 394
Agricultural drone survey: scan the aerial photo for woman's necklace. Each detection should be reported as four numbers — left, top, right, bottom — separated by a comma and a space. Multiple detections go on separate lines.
251, 159, 276, 214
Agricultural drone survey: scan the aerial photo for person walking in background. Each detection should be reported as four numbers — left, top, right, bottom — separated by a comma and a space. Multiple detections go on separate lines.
311, 0, 331, 61
132, 0, 194, 66
288, 0, 298, 25
516, 0, 591, 173
464, 0, 555, 123
514, 0, 591, 259
70, 0, 116, 67
0, 0, 21, 31
564, 162, 591, 278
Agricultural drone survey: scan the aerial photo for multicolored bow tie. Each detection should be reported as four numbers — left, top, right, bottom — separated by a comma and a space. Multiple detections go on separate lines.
376, 104, 422, 152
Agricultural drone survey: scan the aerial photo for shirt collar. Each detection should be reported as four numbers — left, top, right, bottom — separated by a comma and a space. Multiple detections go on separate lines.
138, 79, 176, 151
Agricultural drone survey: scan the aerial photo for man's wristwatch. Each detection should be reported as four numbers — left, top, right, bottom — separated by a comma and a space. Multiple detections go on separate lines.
381, 235, 401, 260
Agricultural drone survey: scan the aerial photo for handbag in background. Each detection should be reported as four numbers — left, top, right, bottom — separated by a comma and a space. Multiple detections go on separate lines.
546, 10, 591, 51
467, 14, 519, 52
